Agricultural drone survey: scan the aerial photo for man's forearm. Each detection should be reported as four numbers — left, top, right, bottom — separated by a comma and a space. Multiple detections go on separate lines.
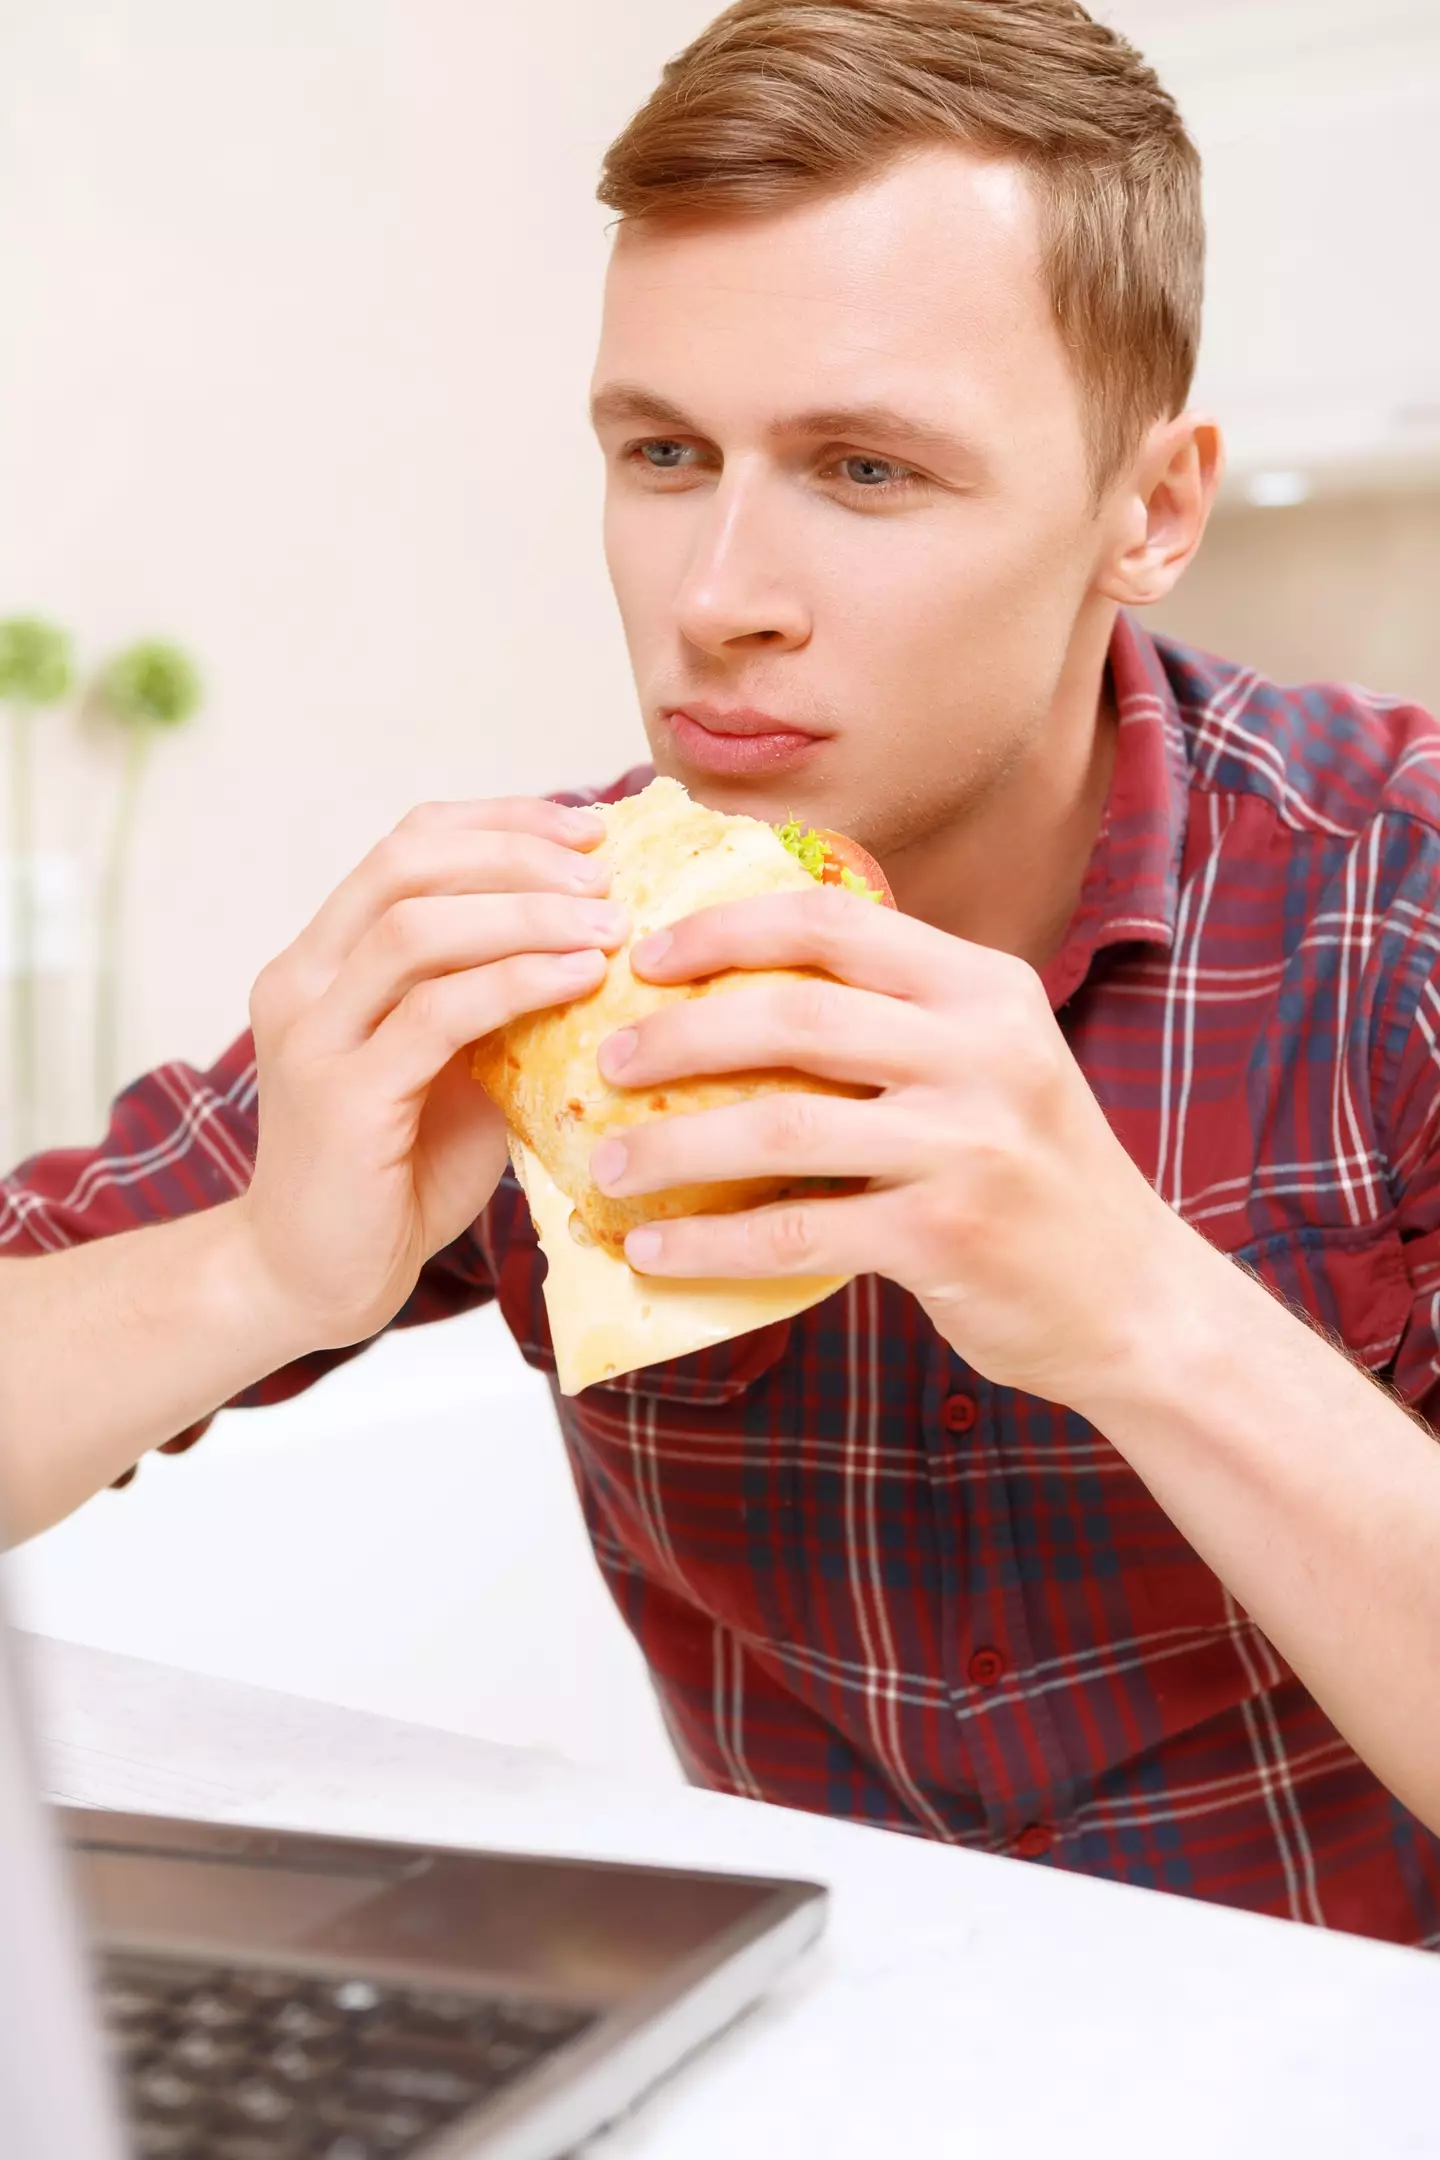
1075, 1222, 1440, 1835
0, 1203, 310, 1546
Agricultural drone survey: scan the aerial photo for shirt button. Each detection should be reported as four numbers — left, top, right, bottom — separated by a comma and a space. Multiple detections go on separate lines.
1014, 1823, 1055, 1861
941, 1391, 978, 1434
967, 1646, 1005, 1687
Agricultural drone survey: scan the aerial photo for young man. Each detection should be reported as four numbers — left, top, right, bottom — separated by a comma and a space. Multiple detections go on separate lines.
5, 0, 1440, 1944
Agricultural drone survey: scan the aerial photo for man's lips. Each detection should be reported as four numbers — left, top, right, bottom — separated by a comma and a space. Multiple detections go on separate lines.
663, 704, 826, 777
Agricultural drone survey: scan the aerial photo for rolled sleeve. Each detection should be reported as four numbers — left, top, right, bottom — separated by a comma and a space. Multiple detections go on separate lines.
1, 1031, 500, 1475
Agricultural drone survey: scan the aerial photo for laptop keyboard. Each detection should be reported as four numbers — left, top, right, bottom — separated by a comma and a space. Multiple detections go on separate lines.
100, 1951, 598, 2158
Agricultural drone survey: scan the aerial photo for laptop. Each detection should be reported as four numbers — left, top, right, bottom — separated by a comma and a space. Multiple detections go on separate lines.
0, 1607, 827, 2159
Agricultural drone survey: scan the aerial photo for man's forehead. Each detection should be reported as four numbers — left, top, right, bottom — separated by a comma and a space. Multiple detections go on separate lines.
601, 149, 1044, 321
592, 150, 1066, 441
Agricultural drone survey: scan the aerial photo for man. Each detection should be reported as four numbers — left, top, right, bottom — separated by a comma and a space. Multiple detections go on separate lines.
5, 0, 1440, 1944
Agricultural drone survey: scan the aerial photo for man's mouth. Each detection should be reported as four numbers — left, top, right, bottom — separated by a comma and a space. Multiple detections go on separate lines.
662, 703, 826, 778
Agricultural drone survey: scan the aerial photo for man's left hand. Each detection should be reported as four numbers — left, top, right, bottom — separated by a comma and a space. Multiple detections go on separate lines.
590, 886, 1194, 1410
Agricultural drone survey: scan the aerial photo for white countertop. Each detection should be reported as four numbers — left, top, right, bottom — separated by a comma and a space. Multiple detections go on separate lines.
23, 1631, 1440, 2159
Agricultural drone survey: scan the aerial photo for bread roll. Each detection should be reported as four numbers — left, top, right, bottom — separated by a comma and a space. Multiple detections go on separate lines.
472, 777, 886, 1257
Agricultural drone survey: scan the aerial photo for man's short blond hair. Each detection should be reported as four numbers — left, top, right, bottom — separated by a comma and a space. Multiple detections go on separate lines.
599, 0, 1205, 492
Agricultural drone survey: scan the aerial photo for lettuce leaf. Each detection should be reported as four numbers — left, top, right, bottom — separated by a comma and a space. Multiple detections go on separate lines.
775, 816, 829, 880
775, 816, 883, 903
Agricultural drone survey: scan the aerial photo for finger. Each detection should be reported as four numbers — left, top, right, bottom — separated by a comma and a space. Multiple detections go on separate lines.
590, 1091, 923, 1199
277, 800, 608, 1002
303, 892, 628, 1052
362, 945, 611, 1101
627, 885, 968, 1003
598, 974, 947, 1092
623, 1187, 902, 1281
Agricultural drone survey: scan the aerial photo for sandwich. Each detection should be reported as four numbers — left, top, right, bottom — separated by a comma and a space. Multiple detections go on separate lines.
472, 776, 893, 1393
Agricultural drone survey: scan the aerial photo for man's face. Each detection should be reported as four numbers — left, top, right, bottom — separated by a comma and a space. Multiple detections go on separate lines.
590, 147, 1127, 858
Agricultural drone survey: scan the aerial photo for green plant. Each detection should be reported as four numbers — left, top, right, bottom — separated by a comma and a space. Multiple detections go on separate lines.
0, 616, 74, 1160
92, 640, 203, 1108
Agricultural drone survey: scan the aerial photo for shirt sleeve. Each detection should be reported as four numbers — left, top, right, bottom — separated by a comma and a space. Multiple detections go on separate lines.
0, 1029, 501, 1479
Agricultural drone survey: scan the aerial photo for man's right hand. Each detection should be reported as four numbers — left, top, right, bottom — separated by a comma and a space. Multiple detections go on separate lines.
232, 796, 626, 1354
0, 792, 627, 1543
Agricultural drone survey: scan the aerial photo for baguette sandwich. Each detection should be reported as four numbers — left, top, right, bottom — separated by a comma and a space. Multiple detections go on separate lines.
472, 776, 893, 1392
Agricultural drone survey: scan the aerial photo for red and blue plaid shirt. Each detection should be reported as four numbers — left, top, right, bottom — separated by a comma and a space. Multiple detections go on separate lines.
9, 612, 1440, 1946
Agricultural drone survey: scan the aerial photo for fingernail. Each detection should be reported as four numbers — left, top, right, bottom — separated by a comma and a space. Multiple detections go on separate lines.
626, 1227, 663, 1267
631, 929, 673, 970
560, 805, 603, 837
600, 1028, 637, 1076
584, 903, 627, 938
590, 1138, 628, 1190
572, 856, 607, 886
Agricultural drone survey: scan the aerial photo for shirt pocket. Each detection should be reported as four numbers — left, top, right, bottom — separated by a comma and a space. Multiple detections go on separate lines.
495, 1242, 794, 1406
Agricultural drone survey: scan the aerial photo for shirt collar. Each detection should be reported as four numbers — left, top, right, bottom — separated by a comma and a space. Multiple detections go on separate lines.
1039, 610, 1190, 1010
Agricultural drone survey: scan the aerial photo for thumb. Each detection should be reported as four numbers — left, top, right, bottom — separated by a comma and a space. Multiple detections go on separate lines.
414, 1048, 512, 1248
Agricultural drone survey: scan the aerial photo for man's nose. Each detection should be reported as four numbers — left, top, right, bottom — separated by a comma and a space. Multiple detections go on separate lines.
673, 472, 810, 655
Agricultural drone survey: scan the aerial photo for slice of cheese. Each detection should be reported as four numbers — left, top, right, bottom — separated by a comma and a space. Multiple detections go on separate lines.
512, 1141, 849, 1395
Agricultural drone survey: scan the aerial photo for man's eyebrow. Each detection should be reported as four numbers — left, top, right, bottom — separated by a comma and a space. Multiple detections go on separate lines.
588, 383, 695, 433
781, 403, 981, 466
589, 383, 983, 470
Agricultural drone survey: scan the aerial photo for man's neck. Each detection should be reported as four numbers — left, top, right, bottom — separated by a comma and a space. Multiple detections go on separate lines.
884, 606, 1120, 970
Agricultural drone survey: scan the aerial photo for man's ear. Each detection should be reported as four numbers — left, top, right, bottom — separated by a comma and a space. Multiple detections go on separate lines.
1096, 413, 1225, 609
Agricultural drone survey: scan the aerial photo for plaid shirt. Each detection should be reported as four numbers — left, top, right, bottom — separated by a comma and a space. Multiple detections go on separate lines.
9, 612, 1440, 1947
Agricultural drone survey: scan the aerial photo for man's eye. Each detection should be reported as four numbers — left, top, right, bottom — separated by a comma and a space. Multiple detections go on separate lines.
636, 439, 691, 469
838, 455, 907, 488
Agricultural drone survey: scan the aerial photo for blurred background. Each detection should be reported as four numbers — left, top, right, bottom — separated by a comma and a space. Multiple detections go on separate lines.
4, 0, 1439, 1782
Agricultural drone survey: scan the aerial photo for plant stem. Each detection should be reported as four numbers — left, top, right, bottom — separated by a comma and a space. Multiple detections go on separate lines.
95, 722, 152, 1119
8, 700, 38, 1162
